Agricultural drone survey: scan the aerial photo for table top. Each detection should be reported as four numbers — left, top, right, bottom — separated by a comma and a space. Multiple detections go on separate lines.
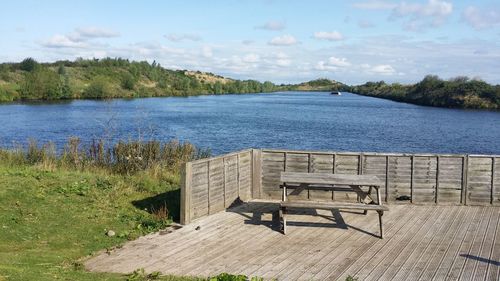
280, 172, 384, 187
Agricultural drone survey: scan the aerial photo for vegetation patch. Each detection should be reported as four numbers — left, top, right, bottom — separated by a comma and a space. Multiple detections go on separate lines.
350, 75, 499, 109
0, 139, 208, 280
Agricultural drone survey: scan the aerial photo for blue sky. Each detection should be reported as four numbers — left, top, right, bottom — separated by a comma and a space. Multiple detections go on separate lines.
1, 0, 499, 84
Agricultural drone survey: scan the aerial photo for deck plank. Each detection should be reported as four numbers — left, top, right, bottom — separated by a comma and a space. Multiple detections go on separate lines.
417, 206, 470, 281
326, 206, 434, 281
458, 207, 494, 281
288, 206, 411, 280
362, 206, 444, 281
445, 207, 488, 280
485, 209, 500, 281
376, 206, 460, 281
383, 206, 457, 281
85, 204, 500, 281
430, 207, 481, 281
471, 207, 499, 280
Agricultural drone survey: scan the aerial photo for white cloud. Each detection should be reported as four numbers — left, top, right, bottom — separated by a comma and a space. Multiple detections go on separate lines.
40, 27, 119, 48
328, 56, 351, 67
201, 46, 213, 58
276, 58, 291, 67
353, 0, 397, 10
313, 31, 344, 41
255, 21, 286, 31
241, 40, 254, 45
391, 0, 453, 30
268, 34, 298, 46
74, 27, 120, 39
41, 34, 88, 48
358, 20, 375, 28
369, 64, 396, 75
462, 6, 500, 30
242, 53, 260, 63
315, 56, 351, 71
269, 52, 291, 67
165, 33, 201, 42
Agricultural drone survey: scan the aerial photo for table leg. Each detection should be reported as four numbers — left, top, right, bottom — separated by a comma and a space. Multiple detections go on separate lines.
377, 210, 384, 239
282, 207, 287, 235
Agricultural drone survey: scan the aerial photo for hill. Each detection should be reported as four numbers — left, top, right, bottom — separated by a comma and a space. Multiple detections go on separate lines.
286, 78, 350, 92
0, 58, 279, 102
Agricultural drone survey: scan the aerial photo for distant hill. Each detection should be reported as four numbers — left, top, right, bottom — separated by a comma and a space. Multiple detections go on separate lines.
287, 78, 350, 92
0, 57, 279, 102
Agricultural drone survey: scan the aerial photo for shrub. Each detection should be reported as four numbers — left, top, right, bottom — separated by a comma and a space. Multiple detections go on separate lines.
20, 68, 62, 100
121, 72, 136, 90
84, 76, 113, 98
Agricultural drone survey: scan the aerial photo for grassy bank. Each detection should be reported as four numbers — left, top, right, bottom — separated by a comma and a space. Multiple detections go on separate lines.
0, 139, 208, 280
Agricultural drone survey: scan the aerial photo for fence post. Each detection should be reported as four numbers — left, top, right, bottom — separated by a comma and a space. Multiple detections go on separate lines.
180, 162, 192, 225
463, 155, 469, 206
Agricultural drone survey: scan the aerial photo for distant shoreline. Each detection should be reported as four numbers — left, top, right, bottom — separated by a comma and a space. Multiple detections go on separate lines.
1, 58, 498, 110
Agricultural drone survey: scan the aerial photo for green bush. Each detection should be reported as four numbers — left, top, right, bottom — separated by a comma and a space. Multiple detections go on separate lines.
84, 76, 113, 98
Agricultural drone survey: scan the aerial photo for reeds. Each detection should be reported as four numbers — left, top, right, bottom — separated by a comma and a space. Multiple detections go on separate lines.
0, 137, 210, 176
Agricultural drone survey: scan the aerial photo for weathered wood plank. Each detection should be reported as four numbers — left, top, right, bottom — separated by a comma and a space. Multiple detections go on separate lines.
280, 172, 384, 186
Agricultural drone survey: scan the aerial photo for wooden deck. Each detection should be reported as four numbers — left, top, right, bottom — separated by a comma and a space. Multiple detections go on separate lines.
85, 203, 500, 280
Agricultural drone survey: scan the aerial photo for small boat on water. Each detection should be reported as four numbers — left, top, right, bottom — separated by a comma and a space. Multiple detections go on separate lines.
331, 91, 342, 95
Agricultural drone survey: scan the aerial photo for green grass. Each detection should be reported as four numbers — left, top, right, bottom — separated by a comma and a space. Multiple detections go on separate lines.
0, 162, 200, 280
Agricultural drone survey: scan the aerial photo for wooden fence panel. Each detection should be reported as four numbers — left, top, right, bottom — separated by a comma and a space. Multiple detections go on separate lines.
261, 151, 285, 199
224, 155, 239, 208
180, 149, 253, 224
467, 157, 493, 205
387, 156, 412, 202
181, 149, 499, 224
238, 151, 252, 201
437, 157, 463, 204
309, 153, 335, 200
412, 156, 437, 203
363, 155, 388, 202
494, 157, 500, 206
334, 154, 360, 201
190, 161, 209, 221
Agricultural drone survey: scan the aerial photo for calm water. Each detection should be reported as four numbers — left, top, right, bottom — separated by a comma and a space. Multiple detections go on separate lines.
0, 92, 499, 155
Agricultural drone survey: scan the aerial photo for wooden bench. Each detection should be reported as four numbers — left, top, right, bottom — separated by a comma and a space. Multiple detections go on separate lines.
279, 172, 389, 238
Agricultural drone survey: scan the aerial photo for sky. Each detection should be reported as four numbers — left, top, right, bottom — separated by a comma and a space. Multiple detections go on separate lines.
1, 0, 499, 84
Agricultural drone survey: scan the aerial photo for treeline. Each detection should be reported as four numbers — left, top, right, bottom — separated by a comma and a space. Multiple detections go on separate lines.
350, 75, 500, 110
2, 58, 499, 110
0, 57, 280, 102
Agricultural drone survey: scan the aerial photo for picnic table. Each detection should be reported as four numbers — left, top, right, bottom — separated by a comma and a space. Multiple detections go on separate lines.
279, 172, 389, 238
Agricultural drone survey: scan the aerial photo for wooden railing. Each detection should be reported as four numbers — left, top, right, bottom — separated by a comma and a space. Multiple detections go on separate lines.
180, 149, 254, 224
180, 149, 500, 224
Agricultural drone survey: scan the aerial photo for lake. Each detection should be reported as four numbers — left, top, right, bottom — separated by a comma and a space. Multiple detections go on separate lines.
0, 92, 499, 155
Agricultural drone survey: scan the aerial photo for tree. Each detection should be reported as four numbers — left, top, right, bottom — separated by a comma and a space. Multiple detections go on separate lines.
57, 65, 66, 75
20, 67, 61, 100
19, 57, 39, 72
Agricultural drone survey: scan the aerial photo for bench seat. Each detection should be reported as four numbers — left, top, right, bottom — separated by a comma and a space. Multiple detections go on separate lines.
279, 200, 388, 238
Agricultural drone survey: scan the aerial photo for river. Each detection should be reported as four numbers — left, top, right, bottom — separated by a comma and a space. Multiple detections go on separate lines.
1, 92, 499, 155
